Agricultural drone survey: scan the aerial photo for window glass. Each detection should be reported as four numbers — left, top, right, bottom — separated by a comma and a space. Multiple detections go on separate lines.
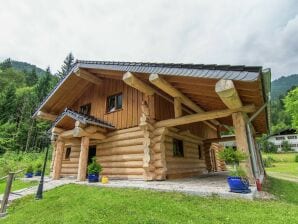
80, 104, 91, 115
173, 139, 184, 157
107, 93, 122, 112
198, 145, 203, 159
65, 147, 71, 160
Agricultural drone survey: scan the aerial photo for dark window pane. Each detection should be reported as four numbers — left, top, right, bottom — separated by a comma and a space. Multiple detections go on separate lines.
116, 94, 122, 109
65, 147, 71, 160
107, 95, 116, 112
173, 139, 184, 157
80, 104, 91, 115
107, 93, 122, 112
198, 145, 202, 159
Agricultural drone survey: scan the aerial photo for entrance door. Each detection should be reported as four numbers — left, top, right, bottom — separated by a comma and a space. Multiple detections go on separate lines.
88, 145, 97, 165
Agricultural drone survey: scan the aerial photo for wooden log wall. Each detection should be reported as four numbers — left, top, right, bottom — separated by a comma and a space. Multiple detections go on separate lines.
71, 79, 155, 129
210, 143, 227, 172
95, 127, 146, 179
164, 128, 207, 179
60, 144, 80, 178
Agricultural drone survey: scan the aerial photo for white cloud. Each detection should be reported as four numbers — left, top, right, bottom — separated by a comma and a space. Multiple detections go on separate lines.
0, 0, 297, 79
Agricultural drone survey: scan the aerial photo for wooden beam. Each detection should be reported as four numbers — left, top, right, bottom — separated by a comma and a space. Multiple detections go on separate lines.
215, 79, 243, 109
203, 136, 236, 143
59, 130, 74, 139
154, 105, 255, 128
52, 140, 64, 180
149, 74, 220, 127
36, 111, 57, 121
51, 127, 65, 134
174, 97, 182, 118
123, 72, 155, 95
77, 136, 89, 181
73, 126, 106, 140
74, 69, 103, 85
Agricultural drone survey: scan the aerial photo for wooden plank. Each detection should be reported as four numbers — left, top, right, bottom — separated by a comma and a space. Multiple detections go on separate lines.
74, 69, 103, 85
155, 105, 255, 128
36, 111, 57, 121
123, 72, 155, 95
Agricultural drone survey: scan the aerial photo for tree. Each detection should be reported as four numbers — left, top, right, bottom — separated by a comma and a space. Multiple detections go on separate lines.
25, 67, 38, 86
0, 58, 12, 70
35, 67, 53, 102
284, 87, 298, 129
0, 84, 17, 122
58, 53, 75, 79
281, 140, 293, 152
257, 134, 278, 153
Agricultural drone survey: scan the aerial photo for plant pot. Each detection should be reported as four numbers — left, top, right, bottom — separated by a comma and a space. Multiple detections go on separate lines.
227, 176, 251, 193
35, 171, 42, 176
88, 174, 99, 183
25, 173, 33, 178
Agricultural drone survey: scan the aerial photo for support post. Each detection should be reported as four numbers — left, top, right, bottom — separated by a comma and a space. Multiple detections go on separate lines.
232, 112, 254, 182
52, 140, 64, 180
77, 136, 89, 181
174, 97, 182, 118
0, 172, 14, 217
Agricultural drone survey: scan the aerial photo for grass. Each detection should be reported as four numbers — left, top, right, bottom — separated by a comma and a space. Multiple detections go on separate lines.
262, 152, 298, 179
2, 181, 298, 224
0, 179, 38, 194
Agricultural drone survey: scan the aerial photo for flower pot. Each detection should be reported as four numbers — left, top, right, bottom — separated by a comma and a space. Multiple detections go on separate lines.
227, 176, 251, 193
35, 171, 42, 176
88, 174, 99, 183
25, 173, 33, 178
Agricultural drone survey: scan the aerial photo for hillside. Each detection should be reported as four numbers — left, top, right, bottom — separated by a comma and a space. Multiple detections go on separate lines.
11, 60, 47, 76
271, 74, 298, 99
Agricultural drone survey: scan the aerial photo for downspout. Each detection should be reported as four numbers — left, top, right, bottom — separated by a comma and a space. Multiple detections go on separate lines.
246, 68, 271, 180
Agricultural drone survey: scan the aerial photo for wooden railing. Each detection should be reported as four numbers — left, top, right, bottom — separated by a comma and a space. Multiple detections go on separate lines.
0, 169, 24, 217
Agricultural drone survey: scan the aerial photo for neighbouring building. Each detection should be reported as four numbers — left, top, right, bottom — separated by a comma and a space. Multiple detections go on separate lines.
33, 60, 271, 184
268, 129, 298, 152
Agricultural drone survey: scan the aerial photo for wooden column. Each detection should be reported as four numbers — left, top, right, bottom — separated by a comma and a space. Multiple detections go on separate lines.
174, 97, 182, 118
232, 112, 254, 182
52, 140, 64, 180
77, 136, 90, 181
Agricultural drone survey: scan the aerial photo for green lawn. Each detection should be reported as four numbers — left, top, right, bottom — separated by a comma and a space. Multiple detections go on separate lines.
263, 152, 298, 180
2, 179, 298, 224
0, 179, 38, 194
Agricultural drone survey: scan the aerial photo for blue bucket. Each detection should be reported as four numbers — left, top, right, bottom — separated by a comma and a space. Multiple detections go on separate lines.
227, 176, 251, 193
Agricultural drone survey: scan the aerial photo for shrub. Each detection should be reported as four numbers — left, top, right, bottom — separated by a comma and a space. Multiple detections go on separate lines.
281, 140, 293, 152
88, 157, 102, 175
263, 156, 275, 168
35, 162, 42, 172
26, 165, 33, 174
295, 155, 298, 163
218, 147, 247, 165
229, 167, 246, 178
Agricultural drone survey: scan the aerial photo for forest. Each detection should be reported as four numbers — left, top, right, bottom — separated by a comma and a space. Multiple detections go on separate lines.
0, 56, 297, 155
0, 54, 75, 155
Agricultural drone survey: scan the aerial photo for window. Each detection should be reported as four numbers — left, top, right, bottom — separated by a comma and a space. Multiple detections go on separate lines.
65, 147, 71, 160
198, 145, 203, 159
106, 93, 122, 113
173, 139, 184, 157
80, 103, 91, 115
276, 136, 285, 141
288, 135, 297, 140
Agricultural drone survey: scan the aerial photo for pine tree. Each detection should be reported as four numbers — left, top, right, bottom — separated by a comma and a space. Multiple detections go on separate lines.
35, 67, 52, 102
25, 66, 38, 86
0, 84, 17, 122
0, 58, 12, 70
58, 53, 75, 79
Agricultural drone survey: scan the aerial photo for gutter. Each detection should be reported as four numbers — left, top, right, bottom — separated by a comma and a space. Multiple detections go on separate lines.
246, 68, 271, 180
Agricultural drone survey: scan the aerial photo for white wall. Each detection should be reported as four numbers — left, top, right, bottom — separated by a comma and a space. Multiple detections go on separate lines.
268, 134, 298, 152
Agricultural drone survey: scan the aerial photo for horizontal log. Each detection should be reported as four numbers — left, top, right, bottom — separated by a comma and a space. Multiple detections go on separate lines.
167, 163, 206, 170
101, 130, 144, 143
107, 127, 141, 137
166, 168, 204, 174
102, 168, 144, 175
101, 161, 143, 168
155, 105, 255, 128
97, 154, 143, 162
61, 163, 79, 168
37, 110, 57, 121
97, 138, 144, 148
103, 174, 144, 180
98, 145, 144, 156
123, 72, 155, 95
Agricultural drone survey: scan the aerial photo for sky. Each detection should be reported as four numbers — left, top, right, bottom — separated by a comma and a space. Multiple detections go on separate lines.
0, 0, 298, 80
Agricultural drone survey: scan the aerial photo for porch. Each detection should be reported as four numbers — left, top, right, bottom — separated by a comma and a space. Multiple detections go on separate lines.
75, 172, 257, 200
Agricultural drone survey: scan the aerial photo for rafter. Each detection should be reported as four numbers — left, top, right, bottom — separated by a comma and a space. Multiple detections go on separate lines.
36, 111, 57, 121
123, 72, 155, 95
74, 69, 103, 85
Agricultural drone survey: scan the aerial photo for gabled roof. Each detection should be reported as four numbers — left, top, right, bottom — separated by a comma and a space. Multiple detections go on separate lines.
52, 108, 115, 130
269, 128, 297, 136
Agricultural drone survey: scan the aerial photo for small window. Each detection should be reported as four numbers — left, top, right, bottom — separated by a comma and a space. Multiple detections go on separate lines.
198, 145, 203, 159
276, 136, 285, 141
65, 147, 71, 160
107, 93, 122, 113
173, 139, 184, 157
80, 103, 91, 115
288, 135, 297, 139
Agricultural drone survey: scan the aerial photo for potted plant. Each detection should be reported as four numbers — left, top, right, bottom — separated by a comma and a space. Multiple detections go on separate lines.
25, 165, 34, 178
35, 162, 42, 176
218, 147, 251, 193
87, 157, 102, 183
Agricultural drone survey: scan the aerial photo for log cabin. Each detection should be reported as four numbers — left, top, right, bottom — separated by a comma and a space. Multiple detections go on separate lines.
33, 61, 271, 184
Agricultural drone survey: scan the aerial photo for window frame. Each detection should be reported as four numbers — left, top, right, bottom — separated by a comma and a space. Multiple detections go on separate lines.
64, 147, 71, 160
79, 103, 91, 115
106, 92, 123, 113
173, 138, 184, 157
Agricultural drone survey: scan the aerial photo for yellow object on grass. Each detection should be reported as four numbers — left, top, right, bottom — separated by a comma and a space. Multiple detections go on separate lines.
101, 176, 109, 184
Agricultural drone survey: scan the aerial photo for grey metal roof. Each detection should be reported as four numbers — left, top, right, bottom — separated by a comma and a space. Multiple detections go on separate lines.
33, 60, 263, 118
75, 60, 262, 81
52, 108, 115, 130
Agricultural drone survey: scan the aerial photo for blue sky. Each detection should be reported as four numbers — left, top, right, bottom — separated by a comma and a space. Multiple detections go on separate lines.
0, 0, 298, 80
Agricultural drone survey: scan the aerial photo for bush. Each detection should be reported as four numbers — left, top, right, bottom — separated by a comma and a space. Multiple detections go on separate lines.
218, 147, 247, 165
295, 155, 298, 163
26, 165, 33, 174
229, 167, 246, 178
88, 157, 102, 175
35, 162, 42, 172
263, 156, 275, 168
281, 141, 293, 152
